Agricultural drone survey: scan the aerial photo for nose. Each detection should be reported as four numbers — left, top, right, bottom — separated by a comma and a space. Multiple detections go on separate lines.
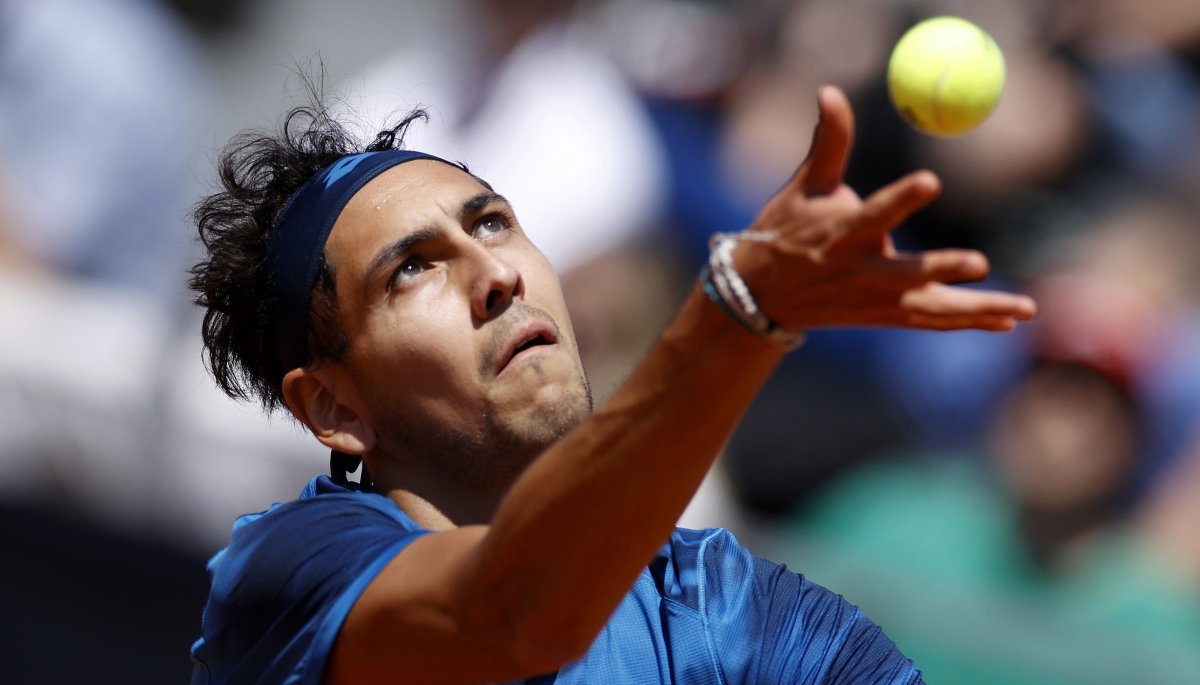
468, 245, 522, 321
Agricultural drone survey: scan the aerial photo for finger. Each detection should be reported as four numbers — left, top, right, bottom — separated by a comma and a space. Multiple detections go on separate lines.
902, 314, 1021, 332
795, 85, 854, 197
876, 249, 990, 285
816, 305, 1025, 331
901, 283, 1038, 320
850, 170, 941, 240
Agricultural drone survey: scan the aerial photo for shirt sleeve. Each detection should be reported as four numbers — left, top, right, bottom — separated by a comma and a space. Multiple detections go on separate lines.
669, 528, 924, 685
190, 494, 428, 685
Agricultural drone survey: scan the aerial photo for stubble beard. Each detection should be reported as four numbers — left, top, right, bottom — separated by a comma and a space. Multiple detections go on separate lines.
376, 370, 593, 496
468, 375, 594, 487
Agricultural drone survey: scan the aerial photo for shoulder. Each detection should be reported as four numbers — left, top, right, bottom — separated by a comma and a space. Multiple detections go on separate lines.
213, 477, 422, 580
192, 478, 428, 685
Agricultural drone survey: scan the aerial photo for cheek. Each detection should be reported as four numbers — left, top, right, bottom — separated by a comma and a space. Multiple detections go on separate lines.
354, 307, 484, 415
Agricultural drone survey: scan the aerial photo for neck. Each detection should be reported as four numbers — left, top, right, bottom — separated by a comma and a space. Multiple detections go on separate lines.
386, 488, 470, 532
364, 453, 515, 530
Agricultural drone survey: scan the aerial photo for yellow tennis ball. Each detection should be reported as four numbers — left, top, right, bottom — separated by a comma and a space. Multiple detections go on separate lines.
887, 16, 1005, 137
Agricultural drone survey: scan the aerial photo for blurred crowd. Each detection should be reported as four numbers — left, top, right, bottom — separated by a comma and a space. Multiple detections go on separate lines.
2, 0, 1199, 682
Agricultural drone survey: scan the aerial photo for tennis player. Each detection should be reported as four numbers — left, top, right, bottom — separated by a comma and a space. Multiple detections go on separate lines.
188, 84, 1034, 684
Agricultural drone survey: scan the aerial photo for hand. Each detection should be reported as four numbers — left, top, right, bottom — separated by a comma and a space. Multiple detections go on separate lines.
734, 86, 1036, 332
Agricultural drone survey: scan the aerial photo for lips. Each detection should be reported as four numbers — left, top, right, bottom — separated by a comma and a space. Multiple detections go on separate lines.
496, 318, 558, 375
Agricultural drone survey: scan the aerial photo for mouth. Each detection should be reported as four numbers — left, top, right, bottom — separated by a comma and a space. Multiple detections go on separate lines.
497, 320, 558, 375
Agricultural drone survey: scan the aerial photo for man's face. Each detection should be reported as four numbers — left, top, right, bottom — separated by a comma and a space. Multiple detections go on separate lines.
322, 160, 591, 485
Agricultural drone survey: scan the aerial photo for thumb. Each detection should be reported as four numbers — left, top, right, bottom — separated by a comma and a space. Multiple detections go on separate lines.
793, 85, 854, 197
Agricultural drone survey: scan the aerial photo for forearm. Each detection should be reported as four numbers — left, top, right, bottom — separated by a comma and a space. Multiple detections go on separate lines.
469, 279, 784, 654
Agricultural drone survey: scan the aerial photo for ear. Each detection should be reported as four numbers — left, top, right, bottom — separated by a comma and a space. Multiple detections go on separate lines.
282, 365, 376, 455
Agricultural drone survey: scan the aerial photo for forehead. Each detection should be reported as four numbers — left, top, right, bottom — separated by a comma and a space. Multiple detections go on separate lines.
325, 160, 487, 273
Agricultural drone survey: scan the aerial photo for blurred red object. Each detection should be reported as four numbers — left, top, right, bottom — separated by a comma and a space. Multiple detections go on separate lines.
1030, 272, 1166, 392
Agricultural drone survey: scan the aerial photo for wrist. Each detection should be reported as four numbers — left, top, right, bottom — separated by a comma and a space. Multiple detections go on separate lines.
702, 232, 805, 351
675, 278, 787, 363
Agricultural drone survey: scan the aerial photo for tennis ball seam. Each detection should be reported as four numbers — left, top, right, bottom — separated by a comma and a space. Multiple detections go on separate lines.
932, 61, 955, 132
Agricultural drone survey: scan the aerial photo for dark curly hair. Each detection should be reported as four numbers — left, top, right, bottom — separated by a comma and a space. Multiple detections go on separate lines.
189, 88, 474, 413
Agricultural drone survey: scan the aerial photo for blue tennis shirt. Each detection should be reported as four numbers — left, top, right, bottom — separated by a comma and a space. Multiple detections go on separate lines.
190, 476, 923, 684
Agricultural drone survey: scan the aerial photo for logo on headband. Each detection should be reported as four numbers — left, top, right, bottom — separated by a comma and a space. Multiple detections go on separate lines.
321, 152, 374, 189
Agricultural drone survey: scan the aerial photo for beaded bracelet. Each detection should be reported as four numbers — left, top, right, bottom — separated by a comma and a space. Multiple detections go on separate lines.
700, 231, 806, 351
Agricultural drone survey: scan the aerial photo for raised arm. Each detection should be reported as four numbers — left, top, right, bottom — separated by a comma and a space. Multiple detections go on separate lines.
327, 86, 1035, 684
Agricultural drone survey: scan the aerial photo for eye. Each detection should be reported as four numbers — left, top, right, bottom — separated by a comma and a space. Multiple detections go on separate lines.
473, 212, 509, 238
388, 258, 427, 290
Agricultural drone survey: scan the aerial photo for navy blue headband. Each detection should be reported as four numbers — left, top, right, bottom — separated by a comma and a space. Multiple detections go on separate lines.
266, 149, 454, 373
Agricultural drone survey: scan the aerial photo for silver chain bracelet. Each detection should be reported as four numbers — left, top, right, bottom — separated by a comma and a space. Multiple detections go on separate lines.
701, 231, 806, 351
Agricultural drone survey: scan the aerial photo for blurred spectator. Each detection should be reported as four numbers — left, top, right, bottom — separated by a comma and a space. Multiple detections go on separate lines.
0, 0, 206, 533
1135, 427, 1200, 608
880, 191, 1200, 485
0, 0, 202, 293
0, 2, 222, 681
0, 0, 330, 550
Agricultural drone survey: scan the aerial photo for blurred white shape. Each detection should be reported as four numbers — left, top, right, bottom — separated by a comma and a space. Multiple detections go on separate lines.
345, 16, 667, 275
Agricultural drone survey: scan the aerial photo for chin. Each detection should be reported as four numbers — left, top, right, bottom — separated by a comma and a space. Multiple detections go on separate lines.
494, 354, 593, 440
513, 382, 593, 446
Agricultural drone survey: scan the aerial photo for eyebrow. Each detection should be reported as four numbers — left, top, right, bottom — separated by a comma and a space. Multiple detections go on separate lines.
459, 191, 511, 221
360, 191, 514, 292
